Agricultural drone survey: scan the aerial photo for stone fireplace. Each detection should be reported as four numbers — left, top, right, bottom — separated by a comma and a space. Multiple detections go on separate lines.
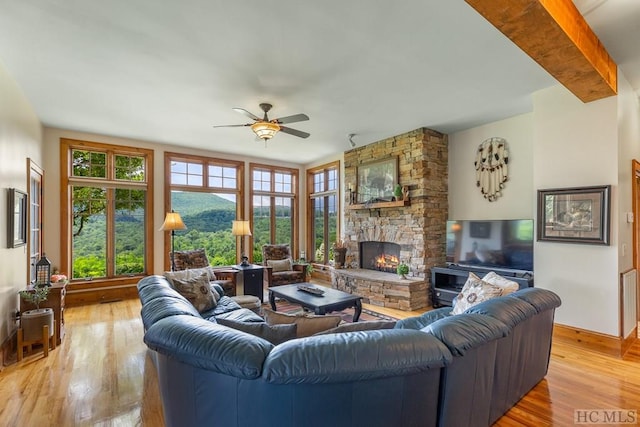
331, 127, 448, 310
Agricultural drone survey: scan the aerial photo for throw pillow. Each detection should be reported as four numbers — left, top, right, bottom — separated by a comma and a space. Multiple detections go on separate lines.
171, 272, 217, 313
451, 272, 503, 315
165, 267, 218, 287
266, 258, 293, 272
263, 308, 342, 337
482, 271, 519, 295
314, 320, 397, 335
216, 318, 297, 345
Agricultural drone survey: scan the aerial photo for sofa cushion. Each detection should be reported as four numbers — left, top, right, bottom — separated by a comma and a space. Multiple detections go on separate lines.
314, 320, 397, 335
267, 258, 293, 272
171, 273, 217, 313
217, 318, 298, 345
263, 308, 342, 337
214, 307, 265, 323
482, 271, 519, 295
451, 272, 503, 315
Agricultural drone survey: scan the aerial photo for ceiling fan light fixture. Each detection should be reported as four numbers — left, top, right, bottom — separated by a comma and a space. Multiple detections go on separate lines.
251, 121, 280, 140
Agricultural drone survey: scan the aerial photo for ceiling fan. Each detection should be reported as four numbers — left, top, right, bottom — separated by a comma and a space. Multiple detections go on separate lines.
213, 103, 310, 141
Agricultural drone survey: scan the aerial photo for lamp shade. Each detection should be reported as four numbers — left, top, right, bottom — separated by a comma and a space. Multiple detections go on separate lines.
159, 211, 187, 231
232, 220, 252, 236
251, 122, 280, 140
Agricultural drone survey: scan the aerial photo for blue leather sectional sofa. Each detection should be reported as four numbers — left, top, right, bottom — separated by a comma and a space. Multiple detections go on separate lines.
137, 275, 560, 427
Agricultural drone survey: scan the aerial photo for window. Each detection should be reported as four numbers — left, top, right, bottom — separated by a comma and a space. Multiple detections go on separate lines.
28, 159, 44, 284
61, 139, 153, 282
165, 153, 243, 267
250, 164, 299, 263
307, 161, 340, 264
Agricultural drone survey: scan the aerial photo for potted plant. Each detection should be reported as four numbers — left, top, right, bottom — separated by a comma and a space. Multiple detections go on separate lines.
397, 262, 409, 279
19, 286, 54, 342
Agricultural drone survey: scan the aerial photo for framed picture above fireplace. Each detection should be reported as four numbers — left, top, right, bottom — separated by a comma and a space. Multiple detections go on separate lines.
357, 157, 398, 203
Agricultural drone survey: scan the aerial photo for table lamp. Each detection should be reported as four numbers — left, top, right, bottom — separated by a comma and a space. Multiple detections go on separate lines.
232, 220, 252, 266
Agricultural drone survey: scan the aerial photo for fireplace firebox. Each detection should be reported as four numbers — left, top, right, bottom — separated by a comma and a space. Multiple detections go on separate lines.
359, 241, 401, 273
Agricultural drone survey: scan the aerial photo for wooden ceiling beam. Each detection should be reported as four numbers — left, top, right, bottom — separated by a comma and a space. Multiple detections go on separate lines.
465, 0, 617, 102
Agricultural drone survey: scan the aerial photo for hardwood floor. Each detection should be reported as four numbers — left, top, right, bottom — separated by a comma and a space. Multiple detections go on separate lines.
1, 298, 639, 426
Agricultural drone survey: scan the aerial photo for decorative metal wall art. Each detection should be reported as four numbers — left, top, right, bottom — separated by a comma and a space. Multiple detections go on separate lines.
474, 137, 509, 202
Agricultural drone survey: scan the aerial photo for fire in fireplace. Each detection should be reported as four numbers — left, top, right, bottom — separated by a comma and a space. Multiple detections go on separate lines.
360, 241, 401, 273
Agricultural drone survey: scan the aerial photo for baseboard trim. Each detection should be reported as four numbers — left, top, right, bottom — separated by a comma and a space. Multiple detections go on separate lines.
554, 323, 639, 358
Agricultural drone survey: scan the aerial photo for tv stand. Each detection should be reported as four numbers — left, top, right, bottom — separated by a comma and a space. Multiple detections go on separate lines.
430, 266, 534, 307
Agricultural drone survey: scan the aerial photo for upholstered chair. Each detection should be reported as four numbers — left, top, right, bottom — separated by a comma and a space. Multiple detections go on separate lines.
262, 244, 305, 287
170, 248, 238, 296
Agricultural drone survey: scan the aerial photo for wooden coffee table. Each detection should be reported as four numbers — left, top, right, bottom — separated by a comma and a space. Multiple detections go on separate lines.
268, 283, 363, 322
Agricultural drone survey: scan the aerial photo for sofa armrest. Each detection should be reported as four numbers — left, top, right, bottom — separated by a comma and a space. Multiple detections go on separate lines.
262, 329, 452, 384
144, 315, 273, 379
292, 263, 306, 273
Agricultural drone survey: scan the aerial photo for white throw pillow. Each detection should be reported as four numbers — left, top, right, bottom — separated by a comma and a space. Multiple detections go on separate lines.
266, 258, 293, 272
482, 271, 519, 295
451, 272, 504, 315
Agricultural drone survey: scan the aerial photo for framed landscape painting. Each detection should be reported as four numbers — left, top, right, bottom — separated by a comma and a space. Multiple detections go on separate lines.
536, 185, 610, 245
356, 157, 398, 203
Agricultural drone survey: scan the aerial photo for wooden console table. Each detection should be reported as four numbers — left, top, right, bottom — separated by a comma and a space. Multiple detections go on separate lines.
20, 282, 66, 345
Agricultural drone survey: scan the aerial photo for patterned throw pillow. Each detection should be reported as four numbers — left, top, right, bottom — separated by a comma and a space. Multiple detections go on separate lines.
266, 258, 293, 272
263, 308, 342, 337
451, 272, 503, 315
216, 318, 297, 345
482, 271, 520, 295
165, 267, 218, 288
171, 273, 217, 313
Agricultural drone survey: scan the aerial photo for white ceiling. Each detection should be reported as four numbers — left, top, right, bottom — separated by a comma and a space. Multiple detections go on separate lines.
0, 0, 638, 164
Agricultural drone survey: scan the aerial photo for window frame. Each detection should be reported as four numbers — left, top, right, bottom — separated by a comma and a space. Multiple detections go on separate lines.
250, 163, 299, 261
60, 138, 154, 286
27, 158, 44, 284
164, 152, 244, 270
306, 161, 341, 264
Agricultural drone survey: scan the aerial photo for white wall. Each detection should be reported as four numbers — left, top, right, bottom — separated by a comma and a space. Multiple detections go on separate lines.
449, 113, 534, 220
450, 78, 640, 336
0, 63, 43, 344
42, 128, 304, 276
532, 85, 619, 335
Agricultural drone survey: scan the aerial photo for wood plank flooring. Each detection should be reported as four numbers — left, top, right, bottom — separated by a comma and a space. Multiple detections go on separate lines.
1, 298, 639, 426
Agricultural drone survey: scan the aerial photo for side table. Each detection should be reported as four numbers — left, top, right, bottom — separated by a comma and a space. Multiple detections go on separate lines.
234, 264, 265, 302
20, 282, 66, 345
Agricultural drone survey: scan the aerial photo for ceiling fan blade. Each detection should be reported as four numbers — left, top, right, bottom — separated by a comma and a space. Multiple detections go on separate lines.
213, 123, 252, 128
274, 113, 309, 125
232, 108, 260, 121
279, 126, 310, 139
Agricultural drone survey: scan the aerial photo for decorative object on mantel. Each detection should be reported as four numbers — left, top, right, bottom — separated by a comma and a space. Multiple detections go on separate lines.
397, 262, 409, 279
393, 184, 403, 201
474, 137, 509, 202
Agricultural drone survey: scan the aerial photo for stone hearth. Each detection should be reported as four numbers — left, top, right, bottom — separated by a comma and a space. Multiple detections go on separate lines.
331, 269, 428, 311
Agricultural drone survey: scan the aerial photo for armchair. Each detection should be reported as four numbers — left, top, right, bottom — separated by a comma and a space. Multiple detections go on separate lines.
171, 249, 238, 296
262, 244, 306, 287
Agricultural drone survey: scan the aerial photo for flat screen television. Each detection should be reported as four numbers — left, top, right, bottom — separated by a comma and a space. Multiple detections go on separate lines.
446, 219, 534, 273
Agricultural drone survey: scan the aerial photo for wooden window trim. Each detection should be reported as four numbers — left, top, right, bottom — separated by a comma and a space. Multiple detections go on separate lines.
250, 163, 299, 257
306, 161, 341, 264
60, 138, 154, 286
164, 152, 244, 271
